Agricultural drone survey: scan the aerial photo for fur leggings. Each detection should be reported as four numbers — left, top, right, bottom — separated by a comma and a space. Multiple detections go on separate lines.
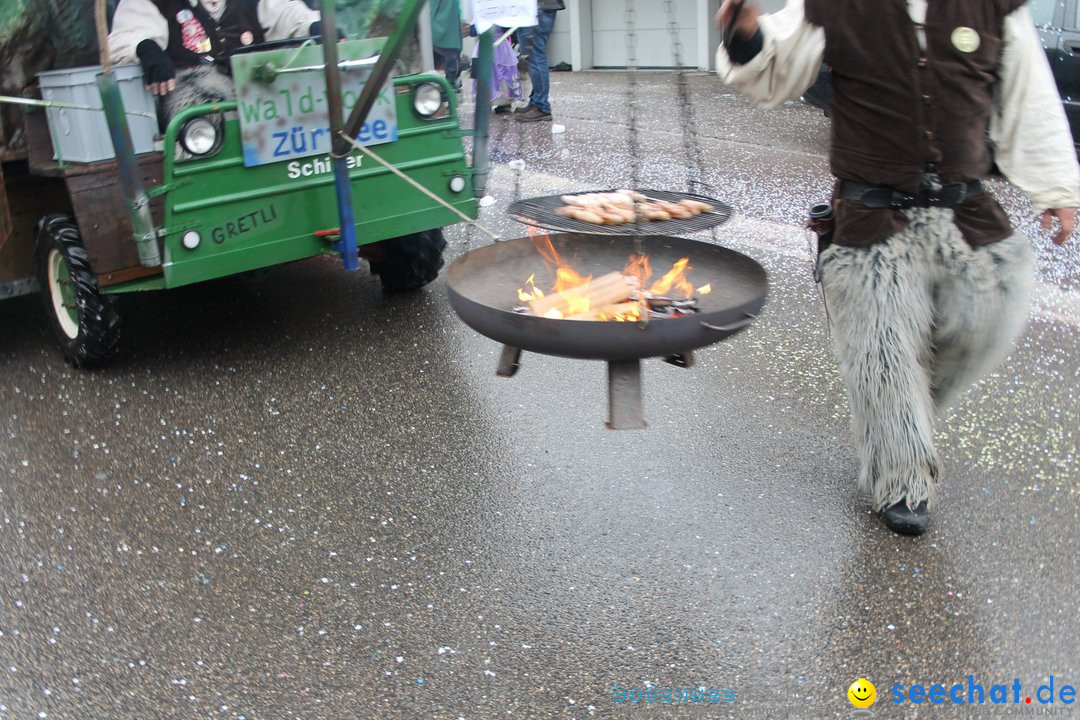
819, 207, 1033, 512
163, 66, 235, 122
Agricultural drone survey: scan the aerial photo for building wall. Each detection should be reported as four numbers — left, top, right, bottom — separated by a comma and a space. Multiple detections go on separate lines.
548, 14, 572, 67
461, 0, 789, 72
564, 0, 787, 71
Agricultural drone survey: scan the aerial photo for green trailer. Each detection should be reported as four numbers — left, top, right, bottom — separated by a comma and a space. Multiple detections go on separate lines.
0, 0, 491, 366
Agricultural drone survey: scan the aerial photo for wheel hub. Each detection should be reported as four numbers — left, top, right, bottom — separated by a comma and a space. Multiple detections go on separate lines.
47, 248, 79, 340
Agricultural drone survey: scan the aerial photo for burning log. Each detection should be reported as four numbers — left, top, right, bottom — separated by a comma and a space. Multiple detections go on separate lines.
527, 271, 636, 318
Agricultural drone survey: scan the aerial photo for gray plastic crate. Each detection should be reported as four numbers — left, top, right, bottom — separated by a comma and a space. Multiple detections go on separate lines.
37, 64, 158, 163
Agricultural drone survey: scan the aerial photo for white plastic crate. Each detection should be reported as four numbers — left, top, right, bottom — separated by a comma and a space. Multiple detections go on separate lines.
37, 64, 159, 163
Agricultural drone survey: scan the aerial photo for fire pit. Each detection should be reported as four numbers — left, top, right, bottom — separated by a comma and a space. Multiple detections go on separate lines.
446, 233, 768, 428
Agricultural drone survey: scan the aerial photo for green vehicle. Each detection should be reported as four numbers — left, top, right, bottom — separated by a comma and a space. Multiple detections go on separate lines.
0, 0, 488, 366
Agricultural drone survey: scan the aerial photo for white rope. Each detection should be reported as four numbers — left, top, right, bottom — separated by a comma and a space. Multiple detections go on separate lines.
338, 131, 502, 241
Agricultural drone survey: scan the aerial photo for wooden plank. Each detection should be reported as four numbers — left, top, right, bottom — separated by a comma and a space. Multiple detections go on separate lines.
64, 157, 164, 276
97, 264, 162, 288
7, 109, 168, 286
0, 162, 69, 285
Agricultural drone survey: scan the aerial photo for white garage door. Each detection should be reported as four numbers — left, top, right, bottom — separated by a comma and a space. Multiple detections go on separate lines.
592, 0, 697, 68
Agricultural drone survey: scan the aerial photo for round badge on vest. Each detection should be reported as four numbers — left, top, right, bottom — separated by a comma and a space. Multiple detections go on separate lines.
951, 27, 980, 53
241, 31, 254, 46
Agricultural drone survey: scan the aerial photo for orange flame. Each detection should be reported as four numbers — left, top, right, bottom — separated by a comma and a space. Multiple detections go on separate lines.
527, 226, 595, 303
519, 236, 711, 321
517, 273, 546, 302
623, 253, 652, 289
648, 257, 695, 299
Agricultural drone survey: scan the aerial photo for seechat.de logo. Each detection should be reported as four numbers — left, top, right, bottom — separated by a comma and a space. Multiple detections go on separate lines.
848, 678, 877, 717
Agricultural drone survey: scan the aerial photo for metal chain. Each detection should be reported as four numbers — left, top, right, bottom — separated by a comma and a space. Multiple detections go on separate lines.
624, 0, 641, 192
662, 0, 717, 243
662, 0, 707, 196
623, 0, 647, 289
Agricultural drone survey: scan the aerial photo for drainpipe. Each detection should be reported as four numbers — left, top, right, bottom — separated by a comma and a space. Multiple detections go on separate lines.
94, 0, 160, 267
319, 0, 359, 271
471, 29, 494, 199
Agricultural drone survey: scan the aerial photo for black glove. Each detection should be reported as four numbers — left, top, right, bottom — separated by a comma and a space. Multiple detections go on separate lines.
136, 39, 175, 84
308, 21, 346, 40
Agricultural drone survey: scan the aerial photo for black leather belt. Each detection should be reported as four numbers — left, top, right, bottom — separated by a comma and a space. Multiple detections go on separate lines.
838, 178, 982, 209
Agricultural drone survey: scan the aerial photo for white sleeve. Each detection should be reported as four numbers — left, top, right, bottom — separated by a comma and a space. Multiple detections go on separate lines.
990, 6, 1080, 212
107, 0, 170, 64
714, 0, 825, 108
258, 0, 321, 41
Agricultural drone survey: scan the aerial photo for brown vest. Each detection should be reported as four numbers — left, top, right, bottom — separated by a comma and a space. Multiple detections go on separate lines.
805, 0, 1025, 246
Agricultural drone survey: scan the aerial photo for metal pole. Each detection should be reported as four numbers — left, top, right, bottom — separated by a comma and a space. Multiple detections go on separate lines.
95, 0, 160, 267
320, 0, 359, 271
336, 0, 427, 156
472, 29, 494, 199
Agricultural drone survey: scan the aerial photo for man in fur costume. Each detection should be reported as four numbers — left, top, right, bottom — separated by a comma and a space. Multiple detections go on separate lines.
716, 0, 1079, 535
107, 0, 320, 122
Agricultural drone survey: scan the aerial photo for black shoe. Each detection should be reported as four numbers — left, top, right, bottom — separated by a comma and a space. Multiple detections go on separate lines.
879, 500, 928, 536
512, 104, 534, 115
493, 104, 511, 114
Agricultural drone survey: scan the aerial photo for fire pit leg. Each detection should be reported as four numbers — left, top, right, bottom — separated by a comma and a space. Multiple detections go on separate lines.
497, 345, 522, 377
663, 351, 695, 368
606, 360, 646, 430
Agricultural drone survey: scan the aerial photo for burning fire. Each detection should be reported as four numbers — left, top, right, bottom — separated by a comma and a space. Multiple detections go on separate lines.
516, 229, 712, 322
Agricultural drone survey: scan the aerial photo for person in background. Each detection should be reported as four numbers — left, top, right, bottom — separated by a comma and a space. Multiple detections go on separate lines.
515, 0, 564, 123
471, 25, 524, 114
429, 0, 463, 92
716, 0, 1078, 535
108, 0, 321, 122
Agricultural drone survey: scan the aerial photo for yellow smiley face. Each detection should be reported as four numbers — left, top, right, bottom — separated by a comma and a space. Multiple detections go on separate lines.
848, 678, 877, 709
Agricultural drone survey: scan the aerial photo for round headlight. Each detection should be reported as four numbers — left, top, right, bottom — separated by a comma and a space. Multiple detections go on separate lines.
180, 117, 220, 156
412, 83, 443, 117
181, 230, 201, 250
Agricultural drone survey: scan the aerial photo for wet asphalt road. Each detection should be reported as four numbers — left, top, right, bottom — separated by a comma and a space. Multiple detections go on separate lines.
1, 72, 1078, 720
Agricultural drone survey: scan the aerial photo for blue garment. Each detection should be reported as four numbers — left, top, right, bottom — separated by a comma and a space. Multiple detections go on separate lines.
520, 9, 557, 114
435, 47, 462, 91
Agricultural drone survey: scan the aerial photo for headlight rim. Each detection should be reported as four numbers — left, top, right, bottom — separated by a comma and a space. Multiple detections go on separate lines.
412, 82, 446, 119
179, 116, 223, 157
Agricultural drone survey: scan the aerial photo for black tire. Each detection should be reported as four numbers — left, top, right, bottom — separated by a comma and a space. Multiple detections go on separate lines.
35, 214, 121, 367
367, 229, 448, 293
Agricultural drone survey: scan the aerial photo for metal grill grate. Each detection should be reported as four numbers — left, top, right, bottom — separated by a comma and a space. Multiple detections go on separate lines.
506, 189, 734, 237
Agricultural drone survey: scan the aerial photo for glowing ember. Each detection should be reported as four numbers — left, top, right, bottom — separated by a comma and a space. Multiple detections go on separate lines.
697, 283, 712, 295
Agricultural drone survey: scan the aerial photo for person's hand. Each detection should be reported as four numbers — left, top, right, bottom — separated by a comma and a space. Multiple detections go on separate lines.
148, 77, 176, 96
1040, 207, 1076, 245
715, 0, 761, 41
135, 39, 176, 96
